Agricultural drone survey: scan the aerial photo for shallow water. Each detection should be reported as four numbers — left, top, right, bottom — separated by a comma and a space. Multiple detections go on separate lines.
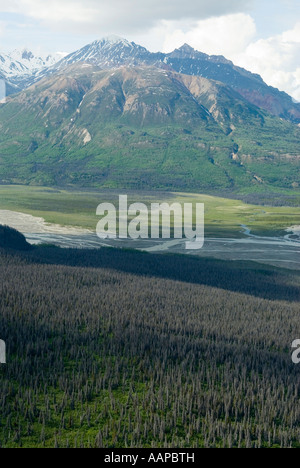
24, 229, 300, 271
1, 210, 299, 271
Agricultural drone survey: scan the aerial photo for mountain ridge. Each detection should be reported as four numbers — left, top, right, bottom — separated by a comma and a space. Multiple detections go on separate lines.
0, 49, 65, 91
1, 36, 299, 124
0, 62, 299, 191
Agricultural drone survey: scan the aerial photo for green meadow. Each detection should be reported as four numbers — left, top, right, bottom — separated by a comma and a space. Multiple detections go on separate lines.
0, 185, 299, 238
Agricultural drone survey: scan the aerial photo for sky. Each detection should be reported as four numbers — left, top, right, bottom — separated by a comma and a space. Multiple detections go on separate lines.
0, 0, 299, 101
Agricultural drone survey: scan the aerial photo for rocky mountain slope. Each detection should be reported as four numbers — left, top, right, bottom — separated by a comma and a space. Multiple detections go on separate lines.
0, 63, 299, 191
1, 37, 299, 123
50, 37, 300, 124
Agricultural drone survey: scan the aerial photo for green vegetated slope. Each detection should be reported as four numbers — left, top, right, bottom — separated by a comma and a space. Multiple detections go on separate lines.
0, 64, 299, 191
0, 246, 299, 448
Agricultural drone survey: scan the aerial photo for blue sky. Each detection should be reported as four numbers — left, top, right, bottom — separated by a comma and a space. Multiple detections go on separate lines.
0, 0, 299, 99
253, 0, 299, 37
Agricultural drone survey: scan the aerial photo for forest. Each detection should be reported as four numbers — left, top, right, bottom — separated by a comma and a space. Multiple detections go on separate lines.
0, 242, 299, 448
0, 225, 32, 251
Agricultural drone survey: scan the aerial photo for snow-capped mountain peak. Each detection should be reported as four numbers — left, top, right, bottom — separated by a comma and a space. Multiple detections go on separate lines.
0, 49, 64, 84
95, 35, 132, 46
1, 37, 299, 124
54, 36, 151, 70
20, 49, 34, 61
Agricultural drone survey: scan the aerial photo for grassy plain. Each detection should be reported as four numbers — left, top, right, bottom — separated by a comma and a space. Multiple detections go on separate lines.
0, 185, 299, 238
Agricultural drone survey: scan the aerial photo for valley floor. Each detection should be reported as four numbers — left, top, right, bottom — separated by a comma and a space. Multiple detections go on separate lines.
8, 227, 300, 271
0, 191, 299, 270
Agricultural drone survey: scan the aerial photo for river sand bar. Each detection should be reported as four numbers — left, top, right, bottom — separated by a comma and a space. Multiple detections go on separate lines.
0, 210, 91, 235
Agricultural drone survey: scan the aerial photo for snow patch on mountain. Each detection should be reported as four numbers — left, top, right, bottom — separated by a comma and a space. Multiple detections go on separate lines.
0, 49, 65, 80
54, 36, 152, 71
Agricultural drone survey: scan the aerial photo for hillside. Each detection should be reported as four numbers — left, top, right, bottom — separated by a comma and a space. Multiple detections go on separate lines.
0, 63, 299, 191
0, 246, 300, 448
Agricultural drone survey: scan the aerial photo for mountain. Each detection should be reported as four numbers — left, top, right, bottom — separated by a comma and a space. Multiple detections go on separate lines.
0, 63, 299, 191
50, 37, 300, 124
54, 36, 155, 69
2, 37, 300, 124
0, 70, 17, 97
0, 49, 63, 93
165, 45, 300, 124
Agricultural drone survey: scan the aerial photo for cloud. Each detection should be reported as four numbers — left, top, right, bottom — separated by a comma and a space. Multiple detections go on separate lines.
160, 14, 257, 56
233, 22, 300, 101
0, 0, 254, 33
151, 14, 300, 101
1, 1, 299, 100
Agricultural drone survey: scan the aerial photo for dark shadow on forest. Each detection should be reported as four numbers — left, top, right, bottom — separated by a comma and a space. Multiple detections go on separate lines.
13, 246, 300, 303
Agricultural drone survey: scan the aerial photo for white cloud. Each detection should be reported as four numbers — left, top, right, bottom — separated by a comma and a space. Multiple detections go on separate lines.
0, 1, 299, 100
0, 0, 254, 32
149, 14, 300, 101
160, 14, 257, 56
233, 22, 300, 101
0, 0, 98, 24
